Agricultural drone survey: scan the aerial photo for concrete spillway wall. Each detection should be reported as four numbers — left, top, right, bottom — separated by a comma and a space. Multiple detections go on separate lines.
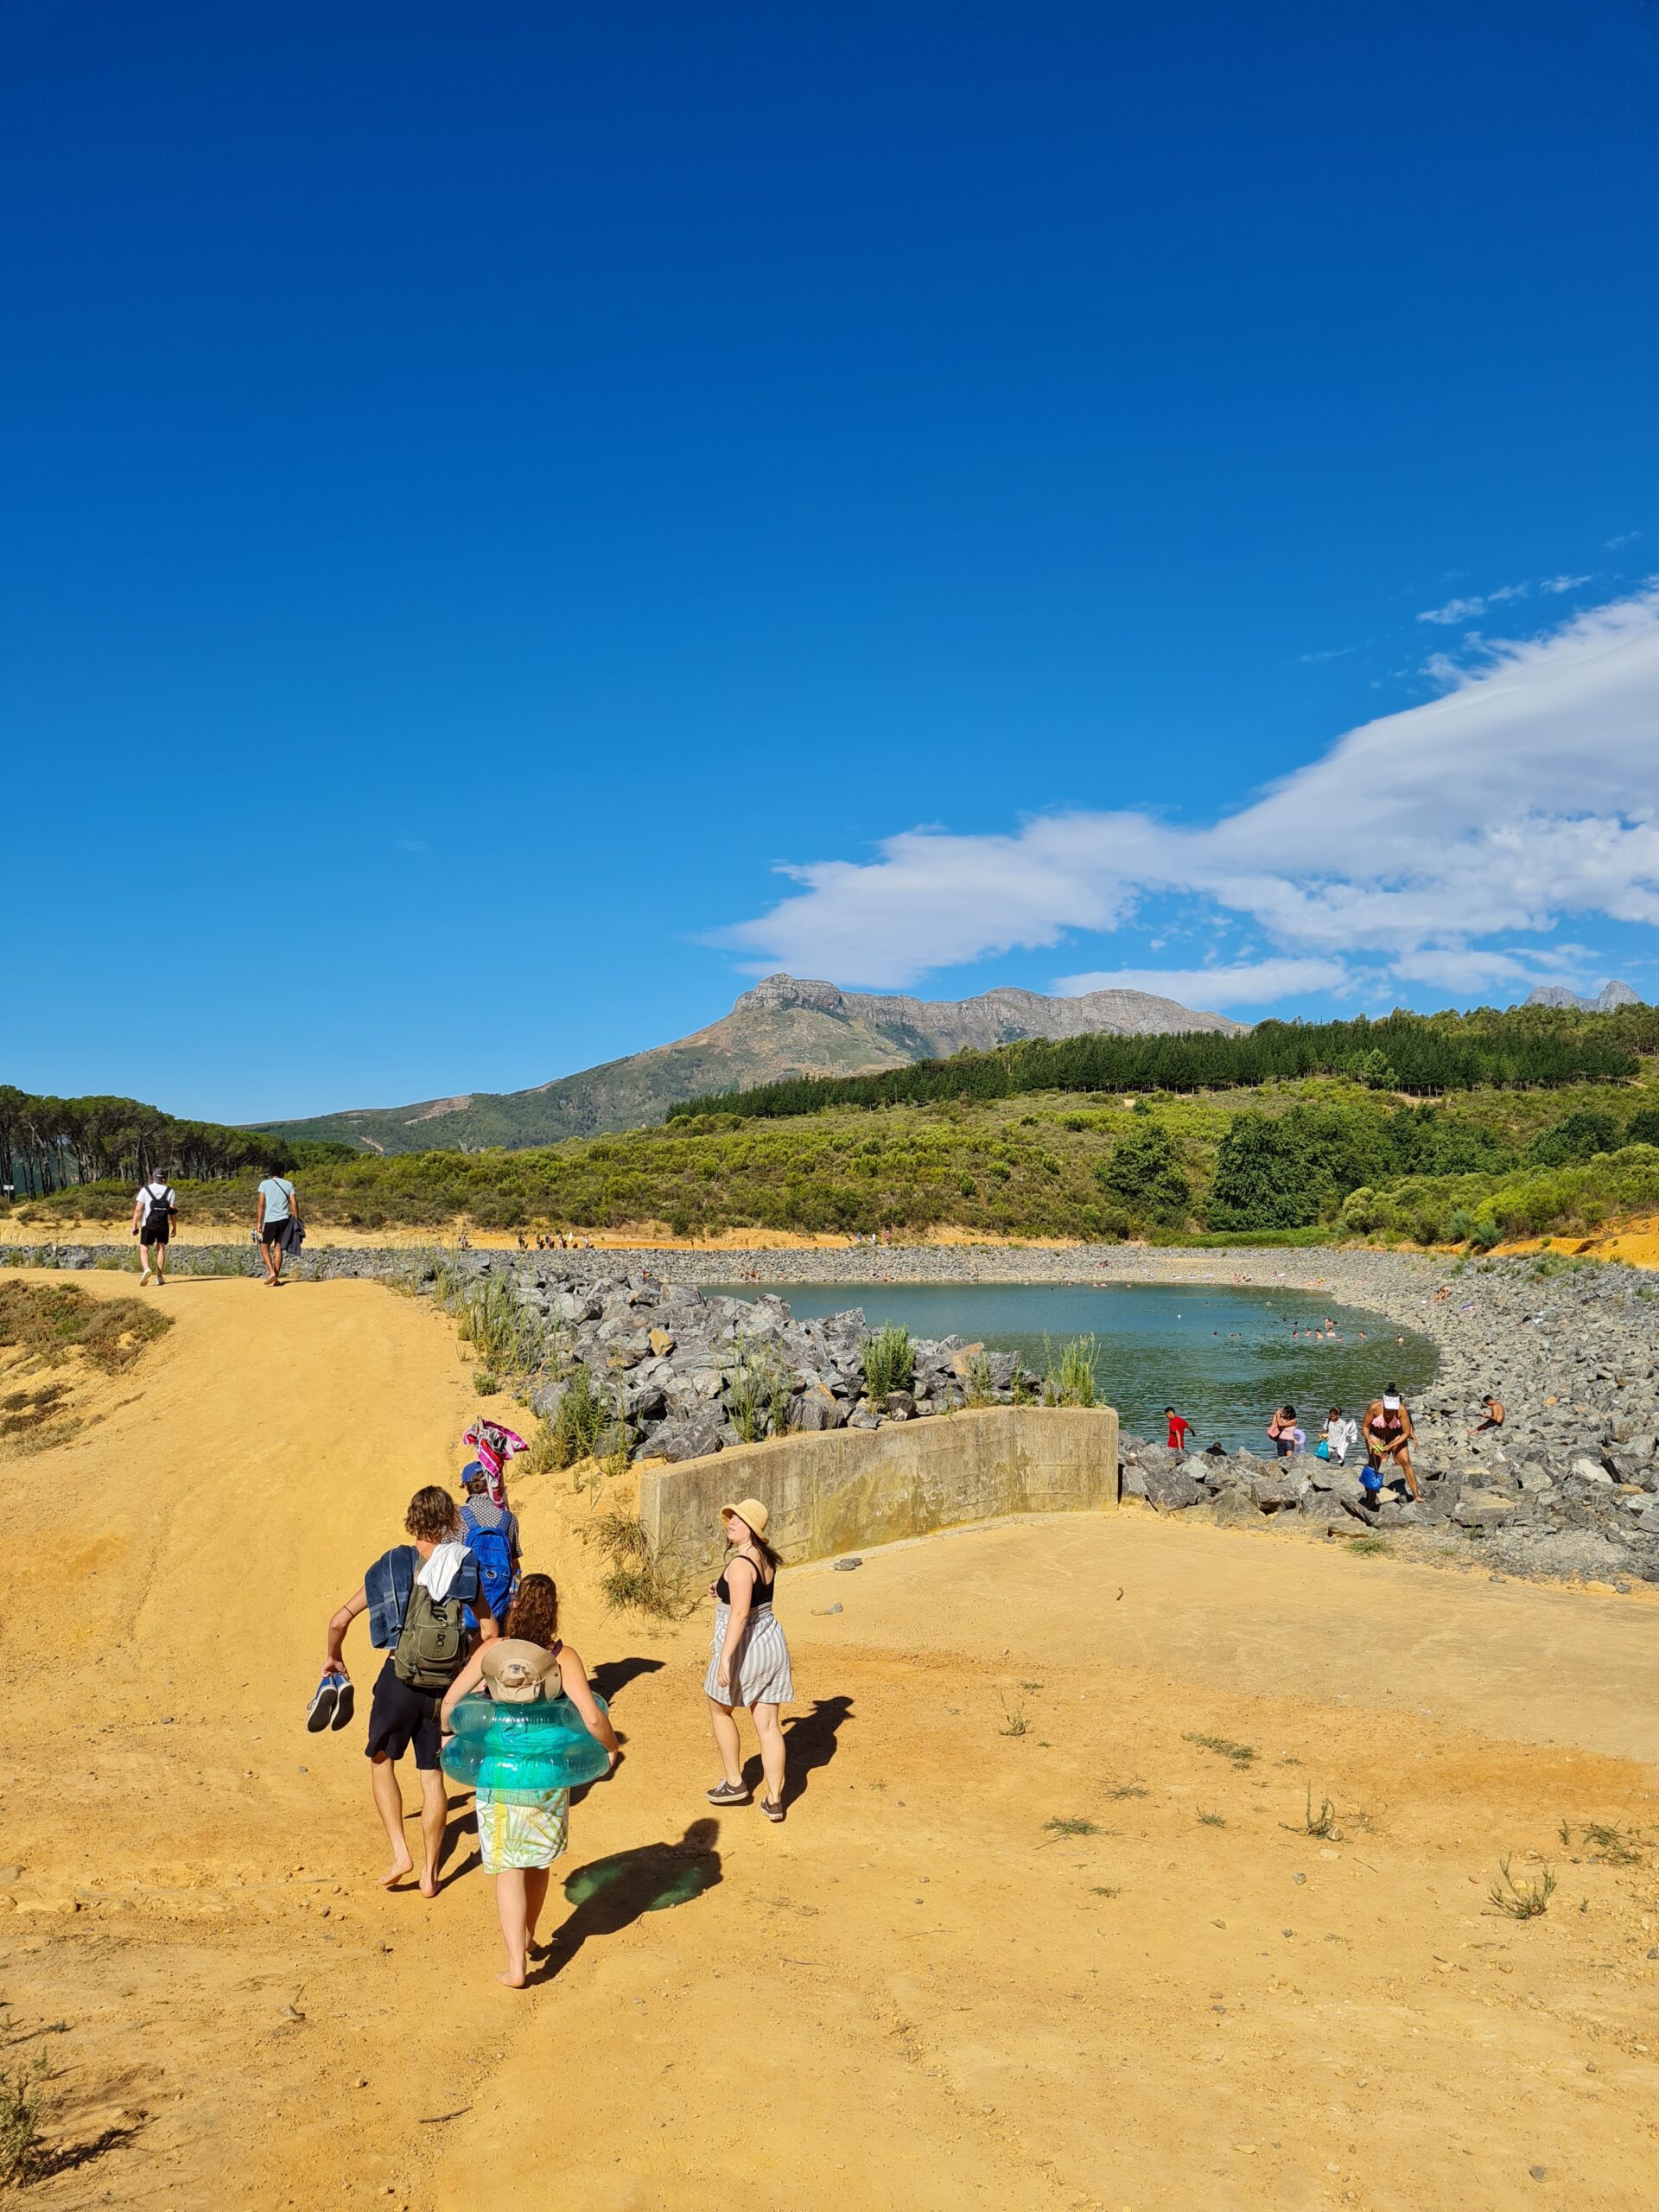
638, 1404, 1120, 1574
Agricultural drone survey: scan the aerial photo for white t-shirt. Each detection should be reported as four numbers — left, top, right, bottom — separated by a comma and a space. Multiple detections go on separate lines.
137, 1181, 175, 1222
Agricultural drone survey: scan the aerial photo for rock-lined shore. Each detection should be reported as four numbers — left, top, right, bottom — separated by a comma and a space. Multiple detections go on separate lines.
10, 1238, 1656, 1584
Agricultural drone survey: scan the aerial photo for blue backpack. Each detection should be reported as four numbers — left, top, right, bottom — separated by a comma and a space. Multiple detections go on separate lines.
461, 1506, 518, 1624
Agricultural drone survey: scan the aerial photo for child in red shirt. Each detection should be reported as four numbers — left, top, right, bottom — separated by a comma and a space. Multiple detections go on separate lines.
1165, 1407, 1192, 1452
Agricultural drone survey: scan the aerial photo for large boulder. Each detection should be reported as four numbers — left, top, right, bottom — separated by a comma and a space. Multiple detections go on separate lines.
1141, 1464, 1204, 1513
1249, 1468, 1306, 1512
652, 1408, 727, 1463
1453, 1491, 1519, 1528
1206, 1487, 1268, 1530
794, 1389, 843, 1433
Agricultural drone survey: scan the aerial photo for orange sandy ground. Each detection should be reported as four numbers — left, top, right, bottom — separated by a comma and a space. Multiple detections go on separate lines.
3, 1272, 1657, 2211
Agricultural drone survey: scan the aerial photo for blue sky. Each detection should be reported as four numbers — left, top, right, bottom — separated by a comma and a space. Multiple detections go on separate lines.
3, 1, 1657, 1122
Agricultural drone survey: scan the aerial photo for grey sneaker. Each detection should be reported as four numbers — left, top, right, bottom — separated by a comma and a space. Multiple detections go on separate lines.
706, 1779, 751, 1805
759, 1797, 785, 1824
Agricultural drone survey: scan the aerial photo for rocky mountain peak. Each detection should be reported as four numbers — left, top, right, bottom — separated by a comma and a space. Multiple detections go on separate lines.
731, 975, 853, 1018
1523, 980, 1643, 1014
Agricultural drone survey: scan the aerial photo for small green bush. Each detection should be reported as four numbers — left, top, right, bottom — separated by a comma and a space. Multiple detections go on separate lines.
1043, 1336, 1098, 1408
861, 1323, 915, 1400
549, 1363, 608, 1469
590, 1510, 692, 1618
724, 1340, 795, 1443
964, 1350, 995, 1408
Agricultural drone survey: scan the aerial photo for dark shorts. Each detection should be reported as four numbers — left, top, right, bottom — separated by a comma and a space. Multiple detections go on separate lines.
261, 1217, 290, 1246
365, 1656, 443, 1770
141, 1220, 170, 1246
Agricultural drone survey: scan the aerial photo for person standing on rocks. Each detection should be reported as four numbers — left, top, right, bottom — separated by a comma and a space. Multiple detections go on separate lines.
705, 1499, 792, 1822
1165, 1406, 1193, 1453
1319, 1406, 1357, 1465
1362, 1387, 1422, 1502
131, 1171, 176, 1286
254, 1165, 300, 1287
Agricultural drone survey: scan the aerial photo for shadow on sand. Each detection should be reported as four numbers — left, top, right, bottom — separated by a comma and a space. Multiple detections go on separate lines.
533, 1819, 721, 1984
741, 1694, 853, 1808
588, 1656, 667, 1704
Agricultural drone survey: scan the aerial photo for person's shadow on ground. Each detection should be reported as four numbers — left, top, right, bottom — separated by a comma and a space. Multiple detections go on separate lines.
534, 1818, 721, 1983
588, 1656, 666, 1704
741, 1694, 853, 1808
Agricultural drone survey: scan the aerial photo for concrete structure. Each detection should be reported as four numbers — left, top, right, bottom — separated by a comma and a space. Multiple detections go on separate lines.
638, 1404, 1119, 1574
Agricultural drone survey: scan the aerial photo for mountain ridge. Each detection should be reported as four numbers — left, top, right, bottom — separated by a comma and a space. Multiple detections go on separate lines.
251, 973, 1247, 1154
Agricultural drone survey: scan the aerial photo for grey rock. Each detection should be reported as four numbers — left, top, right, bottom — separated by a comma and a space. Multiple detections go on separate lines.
1249, 1470, 1306, 1511
1454, 1491, 1519, 1527
1141, 1465, 1203, 1513
652, 1409, 726, 1463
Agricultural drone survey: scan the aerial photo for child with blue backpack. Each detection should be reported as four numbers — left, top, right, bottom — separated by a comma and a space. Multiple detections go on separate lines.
461, 1461, 522, 1629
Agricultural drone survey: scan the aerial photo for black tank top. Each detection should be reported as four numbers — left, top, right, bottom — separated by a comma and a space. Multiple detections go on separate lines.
715, 1553, 774, 1609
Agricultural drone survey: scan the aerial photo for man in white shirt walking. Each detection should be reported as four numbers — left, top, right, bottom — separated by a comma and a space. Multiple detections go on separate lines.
132, 1173, 176, 1286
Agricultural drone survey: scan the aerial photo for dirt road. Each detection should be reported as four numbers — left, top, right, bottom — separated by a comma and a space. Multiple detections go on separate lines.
4, 1270, 1657, 2211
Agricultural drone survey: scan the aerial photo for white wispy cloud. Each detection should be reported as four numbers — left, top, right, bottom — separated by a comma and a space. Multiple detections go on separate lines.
1541, 574, 1591, 594
720, 588, 1659, 995
1417, 582, 1529, 625
1607, 531, 1642, 550
1053, 957, 1351, 1007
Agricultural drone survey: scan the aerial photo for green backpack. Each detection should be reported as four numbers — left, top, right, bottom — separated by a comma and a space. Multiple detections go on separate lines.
392, 1583, 470, 1693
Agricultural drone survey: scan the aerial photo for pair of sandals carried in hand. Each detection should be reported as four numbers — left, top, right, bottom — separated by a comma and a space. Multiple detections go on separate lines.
305, 1672, 357, 1732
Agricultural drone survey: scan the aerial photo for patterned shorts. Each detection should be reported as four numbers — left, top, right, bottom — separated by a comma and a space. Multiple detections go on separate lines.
475, 1786, 570, 1873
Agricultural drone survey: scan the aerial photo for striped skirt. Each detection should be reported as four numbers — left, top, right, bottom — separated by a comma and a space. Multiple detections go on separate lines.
703, 1601, 794, 1709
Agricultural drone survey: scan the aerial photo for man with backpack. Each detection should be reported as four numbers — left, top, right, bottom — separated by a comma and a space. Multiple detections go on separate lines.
316, 1485, 498, 1896
131, 1172, 176, 1286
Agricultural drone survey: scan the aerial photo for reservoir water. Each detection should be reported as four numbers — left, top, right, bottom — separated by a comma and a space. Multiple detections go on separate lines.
709, 1279, 1438, 1452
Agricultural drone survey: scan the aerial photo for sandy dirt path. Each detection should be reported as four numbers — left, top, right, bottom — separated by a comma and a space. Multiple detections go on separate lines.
4, 1271, 1658, 2212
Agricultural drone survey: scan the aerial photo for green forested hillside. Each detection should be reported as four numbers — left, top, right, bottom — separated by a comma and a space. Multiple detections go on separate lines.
16, 1066, 1659, 1249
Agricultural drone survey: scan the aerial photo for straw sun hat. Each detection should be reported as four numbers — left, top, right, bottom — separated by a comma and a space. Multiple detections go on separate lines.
720, 1497, 771, 1537
480, 1639, 558, 1704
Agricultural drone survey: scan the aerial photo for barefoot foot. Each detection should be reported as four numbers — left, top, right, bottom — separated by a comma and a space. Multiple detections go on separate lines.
496, 1966, 528, 1989
381, 1855, 416, 1889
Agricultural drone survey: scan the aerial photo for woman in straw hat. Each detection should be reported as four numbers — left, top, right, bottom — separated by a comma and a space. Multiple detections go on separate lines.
441, 1573, 619, 1986
704, 1498, 793, 1822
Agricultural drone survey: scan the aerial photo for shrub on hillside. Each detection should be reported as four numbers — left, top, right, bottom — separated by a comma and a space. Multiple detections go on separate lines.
1526, 1109, 1624, 1168
1096, 1122, 1190, 1224
1206, 1115, 1325, 1230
